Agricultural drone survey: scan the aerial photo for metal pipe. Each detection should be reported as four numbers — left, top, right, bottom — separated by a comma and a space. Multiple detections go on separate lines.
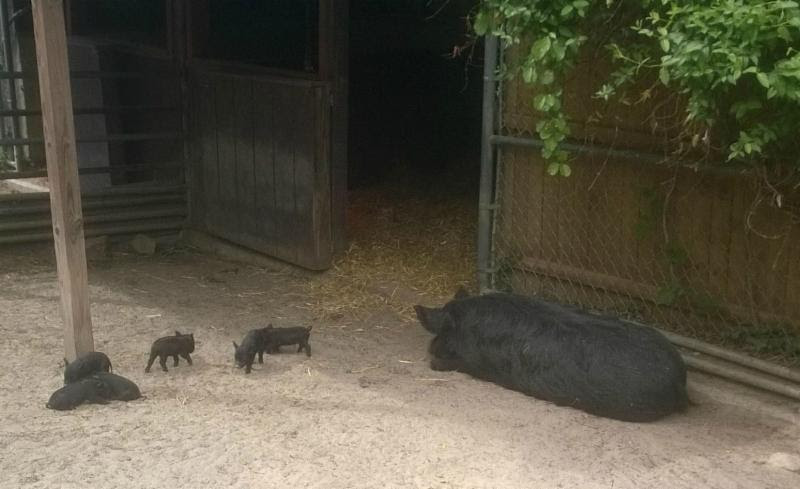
660, 329, 800, 385
477, 35, 498, 293
490, 134, 670, 165
0, 0, 21, 161
489, 134, 749, 178
681, 353, 800, 401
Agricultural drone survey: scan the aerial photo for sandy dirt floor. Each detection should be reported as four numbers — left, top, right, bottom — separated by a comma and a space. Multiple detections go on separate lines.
1, 243, 799, 489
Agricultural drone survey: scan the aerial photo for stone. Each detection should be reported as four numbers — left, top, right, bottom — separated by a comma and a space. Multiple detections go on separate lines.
84, 236, 110, 261
766, 452, 800, 473
130, 234, 157, 256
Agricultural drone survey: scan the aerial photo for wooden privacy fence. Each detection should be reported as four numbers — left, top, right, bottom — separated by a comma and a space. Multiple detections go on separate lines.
493, 148, 800, 334
488, 50, 800, 365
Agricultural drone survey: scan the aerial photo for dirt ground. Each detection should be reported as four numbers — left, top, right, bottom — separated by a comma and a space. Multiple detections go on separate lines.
1, 243, 799, 489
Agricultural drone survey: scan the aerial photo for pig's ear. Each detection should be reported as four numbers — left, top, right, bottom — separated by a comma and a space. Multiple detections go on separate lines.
64, 358, 69, 366
414, 306, 453, 334
175, 331, 182, 336
453, 287, 469, 301
232, 342, 238, 350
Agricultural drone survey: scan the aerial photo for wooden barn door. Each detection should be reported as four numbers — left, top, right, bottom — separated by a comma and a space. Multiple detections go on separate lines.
185, 0, 346, 270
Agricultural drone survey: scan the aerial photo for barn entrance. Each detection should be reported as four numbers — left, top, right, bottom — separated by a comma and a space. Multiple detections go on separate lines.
0, 0, 483, 301
348, 0, 482, 194
189, 0, 483, 283
322, 0, 483, 309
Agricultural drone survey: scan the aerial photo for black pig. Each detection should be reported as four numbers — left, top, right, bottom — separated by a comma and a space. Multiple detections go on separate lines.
233, 327, 271, 374
145, 331, 195, 373
263, 325, 312, 357
90, 372, 142, 401
46, 378, 111, 411
64, 351, 113, 384
414, 292, 689, 423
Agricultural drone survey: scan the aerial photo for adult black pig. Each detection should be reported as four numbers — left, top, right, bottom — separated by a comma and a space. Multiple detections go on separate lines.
414, 292, 689, 422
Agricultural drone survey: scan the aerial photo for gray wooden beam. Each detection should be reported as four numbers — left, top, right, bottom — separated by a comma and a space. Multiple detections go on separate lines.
30, 0, 94, 361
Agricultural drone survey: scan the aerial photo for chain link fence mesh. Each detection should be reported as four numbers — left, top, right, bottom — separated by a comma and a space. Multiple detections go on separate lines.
490, 73, 800, 367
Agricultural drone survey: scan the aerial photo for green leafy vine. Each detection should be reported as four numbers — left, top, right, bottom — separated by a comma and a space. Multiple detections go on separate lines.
473, 0, 800, 179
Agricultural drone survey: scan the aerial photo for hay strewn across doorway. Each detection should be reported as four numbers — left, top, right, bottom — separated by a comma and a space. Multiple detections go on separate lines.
305, 179, 477, 323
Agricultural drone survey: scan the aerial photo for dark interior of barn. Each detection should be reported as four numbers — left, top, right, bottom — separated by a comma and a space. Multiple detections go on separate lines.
348, 0, 483, 195
341, 0, 482, 293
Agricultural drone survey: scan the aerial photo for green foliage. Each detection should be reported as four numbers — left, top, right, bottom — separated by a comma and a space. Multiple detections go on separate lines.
723, 325, 800, 363
474, 0, 800, 176
474, 0, 593, 176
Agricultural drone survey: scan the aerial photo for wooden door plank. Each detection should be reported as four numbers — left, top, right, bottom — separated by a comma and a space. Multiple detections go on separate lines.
234, 77, 257, 237
272, 84, 300, 265
214, 75, 238, 236
252, 80, 278, 254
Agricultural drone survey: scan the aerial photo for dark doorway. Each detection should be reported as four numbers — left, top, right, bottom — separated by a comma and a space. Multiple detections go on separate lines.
338, 1, 482, 295
348, 0, 483, 194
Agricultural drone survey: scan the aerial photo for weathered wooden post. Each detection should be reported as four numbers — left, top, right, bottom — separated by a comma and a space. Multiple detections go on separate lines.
30, 0, 93, 360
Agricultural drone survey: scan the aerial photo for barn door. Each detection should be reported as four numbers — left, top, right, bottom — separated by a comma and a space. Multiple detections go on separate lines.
185, 0, 346, 270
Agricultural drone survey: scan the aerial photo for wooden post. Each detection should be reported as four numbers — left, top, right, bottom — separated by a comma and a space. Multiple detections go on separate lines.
30, 0, 93, 361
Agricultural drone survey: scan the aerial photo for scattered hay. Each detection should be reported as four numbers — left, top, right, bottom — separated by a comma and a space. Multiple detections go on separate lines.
305, 184, 477, 323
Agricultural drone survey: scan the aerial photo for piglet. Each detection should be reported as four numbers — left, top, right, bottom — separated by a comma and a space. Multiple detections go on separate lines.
90, 372, 142, 401
46, 378, 111, 411
233, 327, 271, 374
145, 331, 195, 373
64, 351, 112, 384
263, 325, 313, 357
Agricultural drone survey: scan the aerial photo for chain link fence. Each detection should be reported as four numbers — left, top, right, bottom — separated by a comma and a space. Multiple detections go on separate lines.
489, 69, 800, 367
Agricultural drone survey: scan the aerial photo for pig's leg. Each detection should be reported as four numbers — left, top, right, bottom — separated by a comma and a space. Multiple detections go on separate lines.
145, 352, 157, 373
430, 357, 460, 372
